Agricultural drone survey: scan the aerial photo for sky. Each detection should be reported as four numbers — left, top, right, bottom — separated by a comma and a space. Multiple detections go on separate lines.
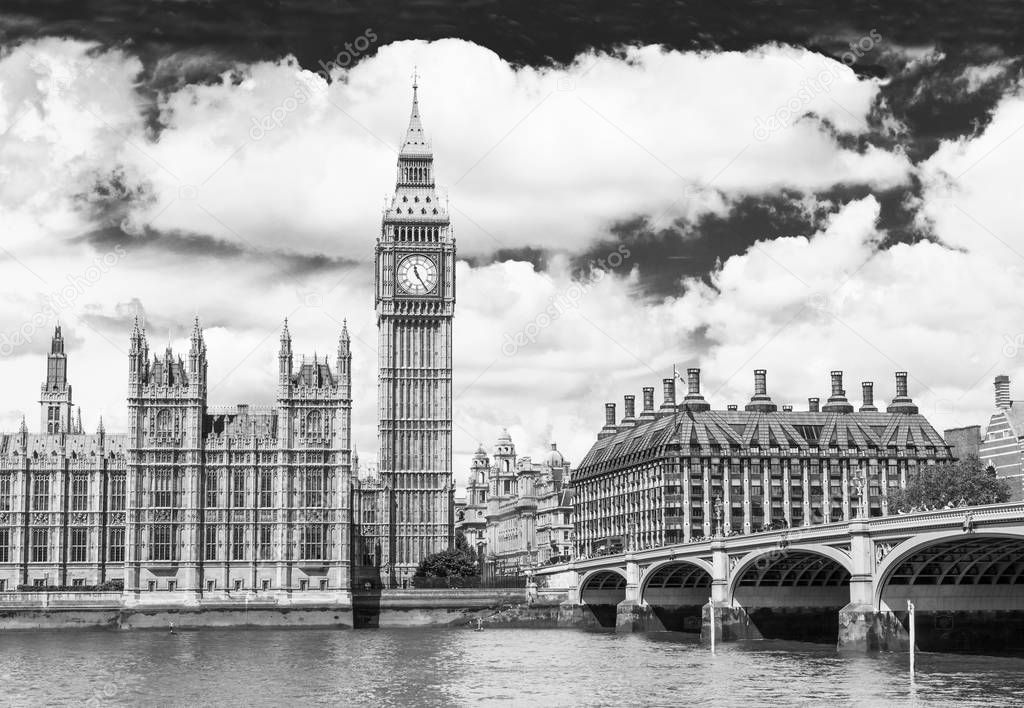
3, 2, 1024, 486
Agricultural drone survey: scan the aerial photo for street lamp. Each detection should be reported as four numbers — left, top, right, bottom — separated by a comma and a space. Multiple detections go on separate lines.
851, 468, 868, 519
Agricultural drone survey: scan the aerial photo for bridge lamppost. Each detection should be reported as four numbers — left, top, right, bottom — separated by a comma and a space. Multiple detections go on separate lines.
850, 468, 868, 519
713, 495, 724, 538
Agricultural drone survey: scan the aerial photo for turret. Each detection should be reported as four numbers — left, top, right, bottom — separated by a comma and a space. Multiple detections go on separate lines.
40, 325, 73, 434
278, 318, 293, 390
188, 316, 207, 386
337, 319, 351, 390
128, 316, 148, 384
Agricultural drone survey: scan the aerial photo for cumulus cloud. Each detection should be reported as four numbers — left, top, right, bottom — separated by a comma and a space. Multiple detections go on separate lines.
120, 39, 911, 260
3, 34, 1015, 487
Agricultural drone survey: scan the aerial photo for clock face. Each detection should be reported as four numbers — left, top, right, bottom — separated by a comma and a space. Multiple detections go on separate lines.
397, 254, 438, 295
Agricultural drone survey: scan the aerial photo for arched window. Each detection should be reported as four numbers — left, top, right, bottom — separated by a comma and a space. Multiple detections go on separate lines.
155, 409, 172, 438
306, 410, 327, 438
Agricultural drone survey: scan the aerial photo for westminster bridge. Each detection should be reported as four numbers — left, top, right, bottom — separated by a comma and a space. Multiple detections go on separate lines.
536, 502, 1024, 653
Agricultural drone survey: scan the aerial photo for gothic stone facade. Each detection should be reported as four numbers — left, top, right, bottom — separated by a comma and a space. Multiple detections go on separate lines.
0, 321, 354, 596
359, 81, 456, 586
573, 369, 955, 557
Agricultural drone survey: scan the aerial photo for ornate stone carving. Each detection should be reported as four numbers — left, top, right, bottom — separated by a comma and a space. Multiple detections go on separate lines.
729, 554, 743, 573
70, 513, 88, 525
875, 542, 894, 563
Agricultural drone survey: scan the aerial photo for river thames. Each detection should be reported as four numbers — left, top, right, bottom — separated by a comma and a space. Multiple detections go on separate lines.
2, 627, 1022, 706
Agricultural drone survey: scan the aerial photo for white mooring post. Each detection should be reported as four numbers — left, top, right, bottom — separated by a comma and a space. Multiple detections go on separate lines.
908, 599, 916, 677
709, 598, 716, 655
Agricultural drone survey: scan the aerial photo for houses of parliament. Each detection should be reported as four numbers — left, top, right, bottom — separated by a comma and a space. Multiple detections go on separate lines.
0, 82, 455, 596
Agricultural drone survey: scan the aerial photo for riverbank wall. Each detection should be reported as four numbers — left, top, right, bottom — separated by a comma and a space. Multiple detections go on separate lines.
0, 589, 574, 631
352, 588, 568, 628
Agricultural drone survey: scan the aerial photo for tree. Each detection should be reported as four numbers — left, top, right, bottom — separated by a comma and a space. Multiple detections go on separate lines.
413, 531, 478, 579
885, 455, 1012, 513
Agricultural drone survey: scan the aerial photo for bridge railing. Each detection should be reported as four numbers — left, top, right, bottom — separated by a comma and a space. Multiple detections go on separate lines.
563, 502, 1024, 569
865, 501, 1024, 529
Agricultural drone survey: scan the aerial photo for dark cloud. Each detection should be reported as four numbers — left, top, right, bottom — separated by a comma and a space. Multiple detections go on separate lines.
464, 247, 550, 271
570, 184, 934, 299
77, 224, 358, 278
7, 0, 1024, 302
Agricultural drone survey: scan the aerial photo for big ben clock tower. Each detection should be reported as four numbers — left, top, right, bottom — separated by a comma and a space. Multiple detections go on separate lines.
375, 78, 455, 584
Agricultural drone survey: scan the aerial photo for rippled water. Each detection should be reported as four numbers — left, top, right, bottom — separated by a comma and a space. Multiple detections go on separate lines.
2, 628, 1023, 707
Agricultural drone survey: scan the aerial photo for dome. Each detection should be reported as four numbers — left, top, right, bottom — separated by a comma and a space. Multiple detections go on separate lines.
496, 427, 513, 445
473, 443, 488, 461
544, 442, 565, 467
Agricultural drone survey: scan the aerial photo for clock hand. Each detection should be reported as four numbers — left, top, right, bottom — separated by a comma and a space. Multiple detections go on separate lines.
414, 270, 429, 290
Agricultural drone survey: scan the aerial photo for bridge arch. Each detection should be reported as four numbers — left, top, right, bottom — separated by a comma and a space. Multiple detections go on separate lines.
728, 544, 853, 602
728, 545, 852, 644
873, 529, 1024, 609
639, 559, 713, 633
873, 530, 1024, 653
578, 568, 627, 628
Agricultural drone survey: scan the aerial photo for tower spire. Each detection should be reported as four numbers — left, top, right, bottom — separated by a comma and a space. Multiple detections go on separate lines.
401, 72, 429, 156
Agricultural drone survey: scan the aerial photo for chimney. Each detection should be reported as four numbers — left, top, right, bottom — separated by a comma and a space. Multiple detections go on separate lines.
831, 371, 844, 397
860, 381, 877, 412
599, 403, 618, 439
896, 371, 908, 398
822, 370, 854, 413
782, 404, 793, 412
639, 386, 657, 420
727, 404, 738, 411
808, 397, 820, 412
620, 395, 637, 428
660, 378, 676, 412
886, 371, 918, 414
745, 368, 777, 412
681, 368, 711, 411
995, 375, 1011, 410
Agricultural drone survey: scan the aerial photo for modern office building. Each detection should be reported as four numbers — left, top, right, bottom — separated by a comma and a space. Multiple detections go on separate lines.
573, 369, 954, 556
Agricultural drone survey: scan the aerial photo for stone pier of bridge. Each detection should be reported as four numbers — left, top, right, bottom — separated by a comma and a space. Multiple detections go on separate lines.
546, 505, 1024, 654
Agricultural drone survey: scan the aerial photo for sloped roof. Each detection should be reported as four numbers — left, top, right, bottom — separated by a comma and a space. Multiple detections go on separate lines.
576, 408, 951, 479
